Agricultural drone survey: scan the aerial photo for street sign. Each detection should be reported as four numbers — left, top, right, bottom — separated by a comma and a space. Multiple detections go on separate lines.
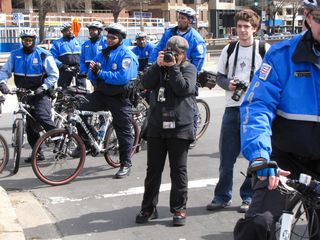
13, 13, 24, 24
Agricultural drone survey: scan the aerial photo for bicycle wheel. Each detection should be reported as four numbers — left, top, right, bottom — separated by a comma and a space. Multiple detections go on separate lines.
31, 128, 86, 186
196, 98, 211, 140
133, 98, 149, 127
12, 120, 24, 174
104, 121, 140, 168
0, 134, 9, 173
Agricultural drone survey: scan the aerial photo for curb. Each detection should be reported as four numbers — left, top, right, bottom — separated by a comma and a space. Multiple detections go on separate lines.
0, 186, 26, 240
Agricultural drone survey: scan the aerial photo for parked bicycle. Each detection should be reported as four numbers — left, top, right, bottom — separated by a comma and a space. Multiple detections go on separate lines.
0, 95, 9, 173
31, 96, 140, 185
195, 98, 210, 140
247, 160, 320, 240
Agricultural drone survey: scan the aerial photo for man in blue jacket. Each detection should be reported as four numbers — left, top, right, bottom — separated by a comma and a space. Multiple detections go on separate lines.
234, 1, 320, 239
148, 7, 206, 72
131, 32, 155, 72
80, 21, 106, 86
50, 23, 84, 89
0, 29, 58, 163
82, 23, 138, 178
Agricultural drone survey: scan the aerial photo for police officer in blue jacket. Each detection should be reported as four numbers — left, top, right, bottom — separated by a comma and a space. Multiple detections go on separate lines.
148, 7, 206, 72
0, 29, 58, 163
234, 1, 320, 239
82, 23, 138, 178
50, 23, 84, 89
131, 32, 156, 72
79, 21, 107, 82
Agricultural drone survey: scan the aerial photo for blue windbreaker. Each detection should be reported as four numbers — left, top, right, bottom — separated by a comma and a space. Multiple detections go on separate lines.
50, 36, 81, 67
88, 44, 138, 86
0, 47, 58, 90
240, 30, 320, 162
80, 36, 107, 75
131, 42, 156, 71
148, 26, 206, 72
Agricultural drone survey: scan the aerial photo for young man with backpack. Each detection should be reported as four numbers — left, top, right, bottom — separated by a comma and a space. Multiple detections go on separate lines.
206, 9, 270, 213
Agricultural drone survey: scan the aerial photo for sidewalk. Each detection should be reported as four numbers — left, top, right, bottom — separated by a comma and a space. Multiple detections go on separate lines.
0, 186, 25, 240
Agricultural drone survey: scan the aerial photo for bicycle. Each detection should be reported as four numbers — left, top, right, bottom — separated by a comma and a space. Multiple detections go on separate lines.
31, 102, 140, 185
195, 98, 211, 140
247, 160, 320, 240
0, 95, 9, 173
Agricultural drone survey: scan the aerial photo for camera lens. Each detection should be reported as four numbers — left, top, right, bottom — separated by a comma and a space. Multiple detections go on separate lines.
164, 52, 174, 63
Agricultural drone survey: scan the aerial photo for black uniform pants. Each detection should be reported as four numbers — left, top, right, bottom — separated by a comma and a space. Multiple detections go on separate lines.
26, 96, 56, 148
78, 91, 133, 166
141, 137, 190, 213
234, 146, 320, 240
58, 69, 86, 89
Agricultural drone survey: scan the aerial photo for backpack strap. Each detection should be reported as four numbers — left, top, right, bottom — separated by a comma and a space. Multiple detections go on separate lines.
226, 41, 238, 70
258, 39, 266, 59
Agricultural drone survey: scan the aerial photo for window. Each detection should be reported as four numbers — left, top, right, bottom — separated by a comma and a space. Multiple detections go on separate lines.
219, 0, 233, 2
286, 8, 292, 15
12, 0, 24, 9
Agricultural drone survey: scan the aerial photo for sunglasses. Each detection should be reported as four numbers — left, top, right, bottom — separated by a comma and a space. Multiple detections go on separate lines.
106, 35, 118, 40
311, 12, 320, 24
22, 37, 34, 43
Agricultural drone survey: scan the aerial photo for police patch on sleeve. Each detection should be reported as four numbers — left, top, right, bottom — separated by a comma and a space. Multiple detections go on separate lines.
122, 58, 131, 69
259, 63, 272, 81
197, 44, 204, 55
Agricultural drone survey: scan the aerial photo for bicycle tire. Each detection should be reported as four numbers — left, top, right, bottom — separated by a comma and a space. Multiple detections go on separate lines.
0, 134, 9, 173
196, 98, 211, 140
133, 98, 149, 127
104, 121, 140, 168
31, 128, 86, 186
12, 120, 23, 174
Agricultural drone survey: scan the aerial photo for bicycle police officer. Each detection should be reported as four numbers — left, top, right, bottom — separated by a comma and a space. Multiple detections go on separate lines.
83, 23, 138, 178
0, 29, 58, 162
234, 1, 320, 239
131, 32, 155, 72
50, 23, 84, 89
148, 7, 206, 72
80, 21, 107, 87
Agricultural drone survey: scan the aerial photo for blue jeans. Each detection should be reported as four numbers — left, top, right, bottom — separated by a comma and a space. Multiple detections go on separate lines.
213, 107, 252, 204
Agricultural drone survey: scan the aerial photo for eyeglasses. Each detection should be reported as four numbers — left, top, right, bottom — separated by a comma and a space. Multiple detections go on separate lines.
310, 12, 320, 24
106, 35, 118, 40
22, 37, 34, 43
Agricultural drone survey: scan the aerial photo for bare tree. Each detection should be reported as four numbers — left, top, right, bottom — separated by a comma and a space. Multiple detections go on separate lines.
268, 0, 286, 34
288, 0, 303, 33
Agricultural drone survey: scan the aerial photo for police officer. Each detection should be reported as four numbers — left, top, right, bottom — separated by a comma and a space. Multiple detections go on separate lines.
83, 23, 138, 178
50, 23, 84, 89
0, 29, 58, 162
234, 1, 320, 239
148, 7, 206, 72
131, 32, 155, 72
80, 21, 107, 85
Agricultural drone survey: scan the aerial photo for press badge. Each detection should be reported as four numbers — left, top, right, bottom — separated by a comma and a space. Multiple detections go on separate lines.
162, 107, 176, 129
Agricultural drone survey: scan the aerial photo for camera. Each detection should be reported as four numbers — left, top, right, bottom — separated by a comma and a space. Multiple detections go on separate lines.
163, 51, 176, 63
231, 79, 249, 102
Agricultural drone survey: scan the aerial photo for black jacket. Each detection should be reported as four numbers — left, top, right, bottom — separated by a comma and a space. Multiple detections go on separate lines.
142, 61, 197, 140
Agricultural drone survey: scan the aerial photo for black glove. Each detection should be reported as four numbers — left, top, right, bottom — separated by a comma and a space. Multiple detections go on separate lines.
91, 63, 101, 75
35, 86, 45, 97
59, 64, 69, 70
0, 82, 9, 94
78, 73, 87, 79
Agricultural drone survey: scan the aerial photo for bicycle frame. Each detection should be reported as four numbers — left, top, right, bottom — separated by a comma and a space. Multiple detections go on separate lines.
66, 109, 112, 154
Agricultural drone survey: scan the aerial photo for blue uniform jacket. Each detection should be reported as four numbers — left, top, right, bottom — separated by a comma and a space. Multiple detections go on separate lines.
148, 26, 206, 72
80, 36, 107, 75
0, 47, 59, 90
132, 42, 156, 71
50, 37, 81, 67
88, 44, 138, 86
240, 30, 320, 162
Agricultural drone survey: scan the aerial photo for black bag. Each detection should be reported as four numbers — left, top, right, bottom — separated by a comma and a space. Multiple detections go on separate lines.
197, 70, 217, 89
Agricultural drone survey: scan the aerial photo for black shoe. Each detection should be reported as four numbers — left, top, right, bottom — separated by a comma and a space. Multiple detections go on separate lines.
70, 146, 81, 158
114, 165, 131, 179
25, 151, 45, 163
189, 140, 197, 149
136, 208, 158, 223
173, 210, 186, 226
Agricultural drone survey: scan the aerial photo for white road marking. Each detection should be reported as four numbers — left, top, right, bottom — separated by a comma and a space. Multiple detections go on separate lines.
49, 178, 219, 204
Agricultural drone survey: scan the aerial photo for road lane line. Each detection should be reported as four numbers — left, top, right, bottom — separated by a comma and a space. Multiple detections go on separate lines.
49, 178, 219, 204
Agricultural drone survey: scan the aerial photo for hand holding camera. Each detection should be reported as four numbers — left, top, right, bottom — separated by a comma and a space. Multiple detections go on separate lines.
230, 79, 248, 102
90, 61, 101, 75
157, 51, 177, 67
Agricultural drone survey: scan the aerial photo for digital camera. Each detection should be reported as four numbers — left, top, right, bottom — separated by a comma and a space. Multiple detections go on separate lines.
231, 80, 249, 102
163, 51, 177, 63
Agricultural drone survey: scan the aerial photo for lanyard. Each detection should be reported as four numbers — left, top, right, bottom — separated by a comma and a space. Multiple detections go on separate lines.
231, 41, 256, 82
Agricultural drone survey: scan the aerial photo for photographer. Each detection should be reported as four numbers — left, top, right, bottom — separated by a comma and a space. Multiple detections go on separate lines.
206, 9, 270, 213
135, 36, 197, 226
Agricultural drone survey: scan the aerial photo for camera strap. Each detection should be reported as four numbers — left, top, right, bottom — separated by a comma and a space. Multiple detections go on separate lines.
231, 40, 256, 82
